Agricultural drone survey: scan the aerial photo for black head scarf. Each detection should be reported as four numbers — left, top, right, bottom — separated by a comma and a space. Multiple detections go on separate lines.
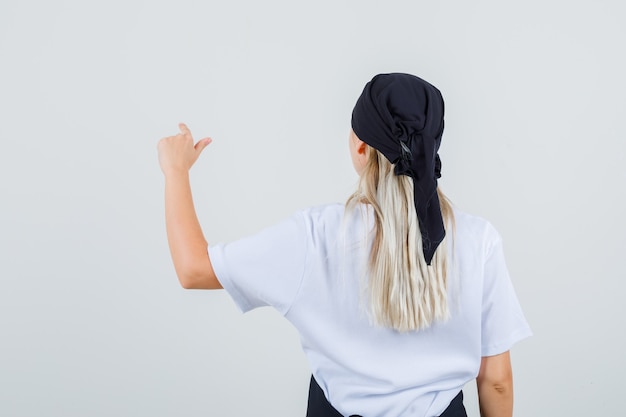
351, 73, 445, 264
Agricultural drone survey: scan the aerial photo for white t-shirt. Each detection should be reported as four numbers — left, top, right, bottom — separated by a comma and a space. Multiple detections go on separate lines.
208, 203, 531, 417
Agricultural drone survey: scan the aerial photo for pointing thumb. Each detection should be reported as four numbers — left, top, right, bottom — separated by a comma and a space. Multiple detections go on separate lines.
194, 137, 213, 153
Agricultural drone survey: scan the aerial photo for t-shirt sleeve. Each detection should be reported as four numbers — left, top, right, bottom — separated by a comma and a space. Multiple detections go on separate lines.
207, 212, 308, 315
480, 226, 532, 356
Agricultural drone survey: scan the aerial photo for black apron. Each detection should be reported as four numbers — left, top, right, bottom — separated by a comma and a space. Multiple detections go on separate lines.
306, 376, 467, 417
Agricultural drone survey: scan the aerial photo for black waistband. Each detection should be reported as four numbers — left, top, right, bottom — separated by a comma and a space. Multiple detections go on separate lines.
306, 376, 467, 417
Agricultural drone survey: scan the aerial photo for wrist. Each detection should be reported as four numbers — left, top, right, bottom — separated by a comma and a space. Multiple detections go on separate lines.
163, 167, 190, 179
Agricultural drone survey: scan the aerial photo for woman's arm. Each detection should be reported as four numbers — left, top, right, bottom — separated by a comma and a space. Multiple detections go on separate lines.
158, 123, 222, 289
476, 351, 513, 417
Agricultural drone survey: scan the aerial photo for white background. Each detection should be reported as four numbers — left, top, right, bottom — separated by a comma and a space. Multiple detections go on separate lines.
1, 0, 624, 416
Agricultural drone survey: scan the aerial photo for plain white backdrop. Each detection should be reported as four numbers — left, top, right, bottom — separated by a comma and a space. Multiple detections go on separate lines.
1, 0, 624, 416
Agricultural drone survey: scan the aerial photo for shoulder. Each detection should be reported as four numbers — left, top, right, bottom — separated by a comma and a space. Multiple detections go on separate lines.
295, 203, 346, 230
298, 203, 345, 219
453, 208, 501, 237
292, 203, 371, 249
451, 208, 503, 255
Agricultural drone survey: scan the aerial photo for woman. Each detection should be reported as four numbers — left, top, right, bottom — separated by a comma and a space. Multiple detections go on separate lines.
157, 73, 531, 417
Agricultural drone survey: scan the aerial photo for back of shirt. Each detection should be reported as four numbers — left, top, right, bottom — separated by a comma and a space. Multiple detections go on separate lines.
208, 203, 531, 417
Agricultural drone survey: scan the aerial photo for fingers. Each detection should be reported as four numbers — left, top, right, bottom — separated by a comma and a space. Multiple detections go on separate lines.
194, 137, 212, 153
157, 124, 212, 174
178, 123, 212, 153
179, 122, 191, 137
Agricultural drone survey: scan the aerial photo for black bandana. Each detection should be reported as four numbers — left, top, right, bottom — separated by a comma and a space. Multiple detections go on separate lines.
351, 73, 445, 264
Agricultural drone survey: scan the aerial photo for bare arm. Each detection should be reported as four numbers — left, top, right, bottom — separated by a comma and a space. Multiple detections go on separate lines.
158, 123, 222, 289
476, 351, 513, 417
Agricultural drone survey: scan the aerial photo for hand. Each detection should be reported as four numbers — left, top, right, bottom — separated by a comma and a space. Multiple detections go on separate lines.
157, 123, 212, 175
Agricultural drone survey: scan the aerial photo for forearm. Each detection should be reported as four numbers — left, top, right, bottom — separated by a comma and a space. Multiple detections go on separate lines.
163, 170, 211, 287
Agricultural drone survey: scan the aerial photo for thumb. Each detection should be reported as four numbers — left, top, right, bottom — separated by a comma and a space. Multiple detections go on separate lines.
194, 137, 213, 154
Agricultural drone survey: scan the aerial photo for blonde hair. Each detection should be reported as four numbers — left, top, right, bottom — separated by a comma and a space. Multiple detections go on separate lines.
346, 146, 455, 332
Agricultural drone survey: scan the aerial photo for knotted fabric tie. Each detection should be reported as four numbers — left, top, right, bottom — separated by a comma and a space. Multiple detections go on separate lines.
351, 73, 446, 264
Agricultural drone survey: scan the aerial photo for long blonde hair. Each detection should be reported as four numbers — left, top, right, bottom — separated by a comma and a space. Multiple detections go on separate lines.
346, 146, 455, 332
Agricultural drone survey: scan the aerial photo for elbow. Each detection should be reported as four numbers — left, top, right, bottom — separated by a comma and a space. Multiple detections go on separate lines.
477, 371, 514, 401
477, 370, 513, 392
476, 350, 514, 395
177, 270, 210, 289
175, 260, 221, 290
494, 381, 511, 394
481, 379, 513, 396
178, 274, 199, 289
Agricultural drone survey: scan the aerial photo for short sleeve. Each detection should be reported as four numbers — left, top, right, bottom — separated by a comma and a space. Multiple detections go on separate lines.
207, 212, 308, 315
480, 227, 532, 356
